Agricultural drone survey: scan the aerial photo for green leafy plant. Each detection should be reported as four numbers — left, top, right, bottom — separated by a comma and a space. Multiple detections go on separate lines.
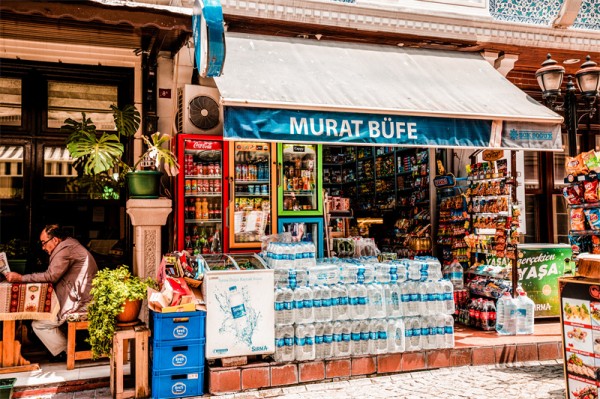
62, 104, 179, 197
88, 265, 156, 359
0, 239, 29, 259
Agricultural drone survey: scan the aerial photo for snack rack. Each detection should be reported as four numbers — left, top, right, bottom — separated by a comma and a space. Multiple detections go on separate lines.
462, 152, 521, 298
563, 172, 600, 259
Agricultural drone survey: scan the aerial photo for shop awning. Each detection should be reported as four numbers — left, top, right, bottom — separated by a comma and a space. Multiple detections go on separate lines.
214, 33, 564, 151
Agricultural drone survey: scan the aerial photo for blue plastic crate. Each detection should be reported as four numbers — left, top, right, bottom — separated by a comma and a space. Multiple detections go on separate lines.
150, 310, 206, 343
151, 367, 204, 399
152, 338, 205, 372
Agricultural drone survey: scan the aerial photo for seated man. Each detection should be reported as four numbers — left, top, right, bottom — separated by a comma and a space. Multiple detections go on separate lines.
5, 224, 98, 362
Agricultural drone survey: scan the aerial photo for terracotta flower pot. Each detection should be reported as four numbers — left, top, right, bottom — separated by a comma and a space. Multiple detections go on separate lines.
116, 299, 143, 326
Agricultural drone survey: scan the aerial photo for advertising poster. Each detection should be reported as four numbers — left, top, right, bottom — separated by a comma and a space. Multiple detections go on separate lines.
487, 244, 572, 318
559, 278, 600, 399
205, 269, 274, 359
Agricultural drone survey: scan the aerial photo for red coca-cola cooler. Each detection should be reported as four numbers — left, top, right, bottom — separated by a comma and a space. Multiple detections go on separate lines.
175, 134, 230, 254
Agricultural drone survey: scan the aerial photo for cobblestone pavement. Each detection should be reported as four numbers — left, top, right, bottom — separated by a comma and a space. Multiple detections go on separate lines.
21, 360, 566, 399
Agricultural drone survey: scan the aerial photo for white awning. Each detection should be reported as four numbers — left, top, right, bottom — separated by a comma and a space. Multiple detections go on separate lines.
214, 33, 562, 124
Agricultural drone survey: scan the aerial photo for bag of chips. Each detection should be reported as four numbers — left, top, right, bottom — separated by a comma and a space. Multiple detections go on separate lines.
582, 150, 600, 173
571, 208, 586, 231
584, 179, 599, 203
585, 208, 600, 230
565, 154, 589, 176
563, 184, 584, 205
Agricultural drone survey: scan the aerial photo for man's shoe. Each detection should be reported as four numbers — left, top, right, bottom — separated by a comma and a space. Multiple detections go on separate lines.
49, 351, 67, 363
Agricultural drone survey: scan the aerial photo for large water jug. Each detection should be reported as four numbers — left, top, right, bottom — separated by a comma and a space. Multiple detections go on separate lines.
516, 291, 535, 335
496, 292, 517, 335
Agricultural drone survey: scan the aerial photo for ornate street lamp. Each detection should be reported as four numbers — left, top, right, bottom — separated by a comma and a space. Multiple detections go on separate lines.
536, 54, 600, 156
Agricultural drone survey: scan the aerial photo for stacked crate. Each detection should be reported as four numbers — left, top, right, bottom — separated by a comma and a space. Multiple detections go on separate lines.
150, 310, 206, 399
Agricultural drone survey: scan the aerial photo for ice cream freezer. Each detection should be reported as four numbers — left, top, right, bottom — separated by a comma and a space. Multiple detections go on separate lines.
201, 253, 274, 359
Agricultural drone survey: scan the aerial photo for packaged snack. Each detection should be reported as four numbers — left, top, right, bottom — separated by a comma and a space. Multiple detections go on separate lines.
565, 154, 589, 176
584, 179, 600, 203
571, 208, 586, 231
563, 185, 584, 205
585, 208, 600, 230
570, 235, 591, 255
592, 236, 600, 254
582, 150, 600, 173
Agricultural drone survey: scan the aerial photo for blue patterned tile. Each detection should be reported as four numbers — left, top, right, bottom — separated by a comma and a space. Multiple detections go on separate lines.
573, 0, 600, 30
489, 0, 564, 25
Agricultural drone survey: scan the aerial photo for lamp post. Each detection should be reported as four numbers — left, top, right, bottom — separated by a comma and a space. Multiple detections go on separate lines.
535, 54, 600, 157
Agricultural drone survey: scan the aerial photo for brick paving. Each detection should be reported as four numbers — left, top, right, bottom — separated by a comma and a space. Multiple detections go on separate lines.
18, 360, 566, 399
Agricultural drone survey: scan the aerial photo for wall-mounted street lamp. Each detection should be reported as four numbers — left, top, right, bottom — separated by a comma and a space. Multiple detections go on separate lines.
535, 54, 600, 156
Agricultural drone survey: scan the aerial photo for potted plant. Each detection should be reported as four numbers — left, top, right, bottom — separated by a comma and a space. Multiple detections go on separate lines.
88, 265, 156, 359
0, 239, 29, 274
63, 104, 179, 199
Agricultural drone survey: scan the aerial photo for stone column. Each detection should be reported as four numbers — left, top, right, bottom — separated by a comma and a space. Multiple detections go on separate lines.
126, 198, 172, 322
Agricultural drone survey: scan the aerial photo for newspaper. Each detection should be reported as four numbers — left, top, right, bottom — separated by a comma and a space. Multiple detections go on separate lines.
0, 252, 10, 276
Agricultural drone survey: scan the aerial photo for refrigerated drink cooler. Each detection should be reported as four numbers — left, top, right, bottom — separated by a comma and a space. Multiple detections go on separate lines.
277, 217, 324, 258
228, 141, 277, 251
176, 135, 226, 254
277, 143, 323, 216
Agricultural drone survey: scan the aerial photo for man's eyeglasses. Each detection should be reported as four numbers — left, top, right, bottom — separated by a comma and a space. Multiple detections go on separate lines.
40, 237, 53, 248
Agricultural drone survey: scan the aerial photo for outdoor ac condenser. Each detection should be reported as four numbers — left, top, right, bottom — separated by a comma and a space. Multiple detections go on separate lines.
177, 84, 223, 135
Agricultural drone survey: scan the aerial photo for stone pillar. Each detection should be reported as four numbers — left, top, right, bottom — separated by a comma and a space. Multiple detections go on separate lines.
126, 198, 172, 322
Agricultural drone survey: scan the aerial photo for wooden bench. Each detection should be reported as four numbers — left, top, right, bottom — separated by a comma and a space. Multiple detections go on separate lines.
66, 320, 93, 370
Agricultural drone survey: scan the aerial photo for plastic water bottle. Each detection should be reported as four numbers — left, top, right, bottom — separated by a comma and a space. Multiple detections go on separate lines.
385, 282, 402, 318
359, 320, 371, 355
312, 285, 323, 322
420, 315, 432, 349
274, 325, 295, 363
418, 282, 429, 316
407, 282, 421, 317
322, 322, 333, 359
314, 322, 324, 359
516, 292, 535, 335
350, 320, 362, 355
294, 323, 316, 361
333, 321, 352, 357
293, 286, 314, 324
387, 318, 405, 353
321, 285, 333, 322
496, 292, 516, 335
332, 283, 350, 321
405, 317, 422, 352
373, 319, 388, 354
350, 283, 369, 320
443, 314, 455, 348
434, 314, 445, 349
439, 279, 455, 315
448, 259, 464, 290
367, 283, 386, 319
400, 282, 412, 317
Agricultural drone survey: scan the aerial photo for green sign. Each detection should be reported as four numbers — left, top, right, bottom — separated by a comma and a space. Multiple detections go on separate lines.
488, 244, 572, 318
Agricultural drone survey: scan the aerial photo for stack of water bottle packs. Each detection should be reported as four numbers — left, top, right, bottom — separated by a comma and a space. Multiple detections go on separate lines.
265, 242, 456, 363
150, 310, 207, 399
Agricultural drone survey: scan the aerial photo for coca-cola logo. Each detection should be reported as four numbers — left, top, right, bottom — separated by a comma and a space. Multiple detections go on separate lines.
188, 141, 220, 150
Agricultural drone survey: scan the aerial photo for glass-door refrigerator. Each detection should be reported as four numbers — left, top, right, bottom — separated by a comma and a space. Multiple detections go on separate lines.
175, 135, 227, 254
227, 141, 277, 251
277, 143, 323, 216
277, 217, 324, 258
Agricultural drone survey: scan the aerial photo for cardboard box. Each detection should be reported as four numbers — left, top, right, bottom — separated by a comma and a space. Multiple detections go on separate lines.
147, 288, 198, 313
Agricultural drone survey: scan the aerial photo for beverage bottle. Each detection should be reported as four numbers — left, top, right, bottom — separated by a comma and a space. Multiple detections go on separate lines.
228, 285, 247, 332
201, 197, 209, 219
434, 314, 445, 349
350, 320, 362, 355
336, 283, 350, 321
420, 315, 432, 350
322, 322, 333, 359
294, 323, 315, 361
474, 298, 483, 329
274, 287, 285, 326
449, 259, 464, 290
467, 299, 477, 327
440, 279, 455, 315
281, 286, 294, 325
367, 283, 386, 319
400, 282, 412, 317
334, 321, 352, 357
387, 318, 405, 353
516, 291, 535, 335
487, 299, 497, 331
385, 282, 402, 318
495, 292, 517, 335
359, 319, 370, 355
406, 317, 422, 352
418, 282, 429, 316
355, 283, 369, 319
407, 281, 420, 317
443, 314, 455, 348
312, 285, 323, 322
320, 284, 333, 322
293, 286, 312, 324
274, 325, 295, 363
195, 198, 202, 219
314, 322, 324, 359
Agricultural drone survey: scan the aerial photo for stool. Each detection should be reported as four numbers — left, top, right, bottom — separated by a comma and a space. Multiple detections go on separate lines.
66, 320, 93, 370
110, 325, 150, 399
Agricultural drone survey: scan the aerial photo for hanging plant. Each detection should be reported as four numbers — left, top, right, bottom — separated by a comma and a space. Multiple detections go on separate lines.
87, 265, 156, 359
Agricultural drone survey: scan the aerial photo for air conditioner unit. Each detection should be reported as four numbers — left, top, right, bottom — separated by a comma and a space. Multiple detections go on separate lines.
177, 84, 223, 135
